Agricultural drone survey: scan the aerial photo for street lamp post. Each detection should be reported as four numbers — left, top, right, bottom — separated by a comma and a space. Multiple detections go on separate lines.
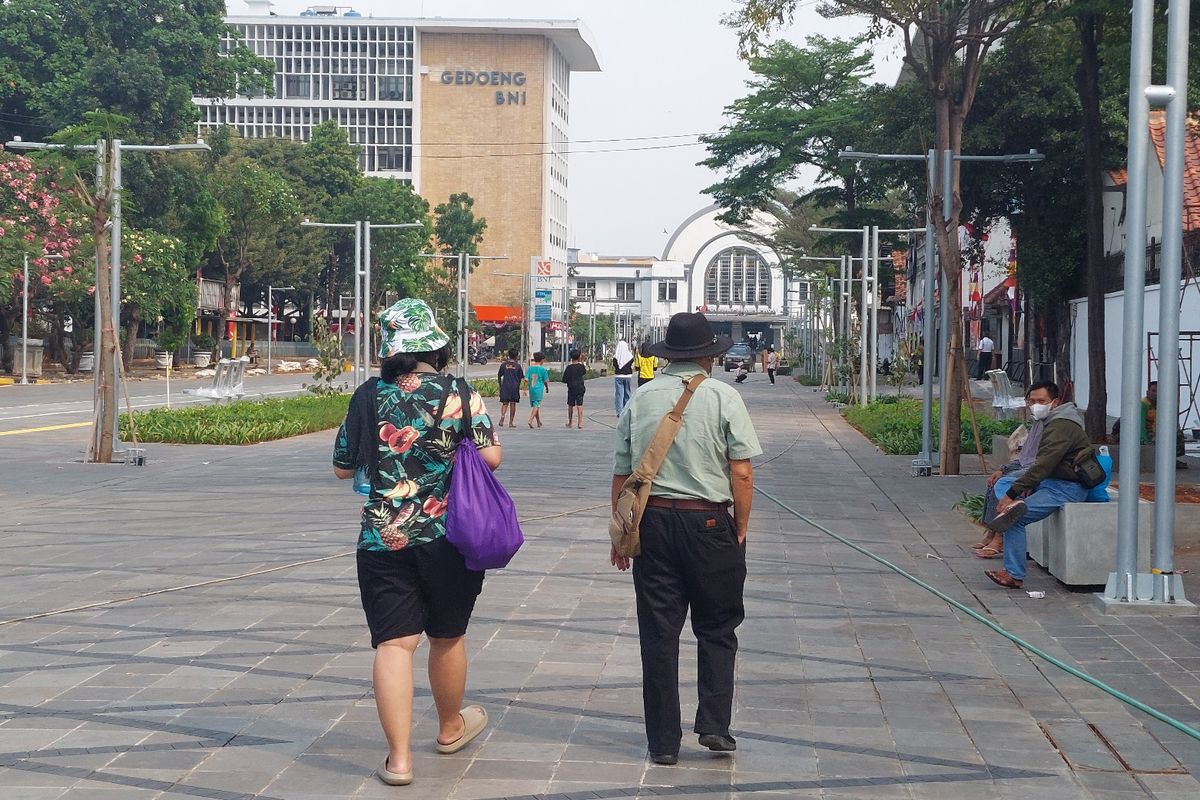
266, 285, 294, 375
839, 147, 1043, 474
811, 227, 872, 404
6, 136, 210, 462
20, 252, 63, 385
305, 219, 423, 386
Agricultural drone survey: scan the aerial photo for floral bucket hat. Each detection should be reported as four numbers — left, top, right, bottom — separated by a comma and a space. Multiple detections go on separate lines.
377, 298, 451, 357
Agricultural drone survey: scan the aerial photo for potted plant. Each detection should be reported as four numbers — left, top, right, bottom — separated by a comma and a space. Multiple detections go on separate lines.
191, 333, 216, 368
154, 326, 189, 370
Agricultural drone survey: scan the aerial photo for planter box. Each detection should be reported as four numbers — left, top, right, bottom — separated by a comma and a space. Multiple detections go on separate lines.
154, 350, 173, 370
192, 352, 213, 368
8, 336, 44, 378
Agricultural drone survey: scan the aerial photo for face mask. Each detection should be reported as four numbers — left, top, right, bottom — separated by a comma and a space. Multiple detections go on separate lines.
1030, 403, 1052, 420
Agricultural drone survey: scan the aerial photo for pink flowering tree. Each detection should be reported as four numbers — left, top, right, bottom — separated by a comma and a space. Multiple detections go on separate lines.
0, 149, 89, 373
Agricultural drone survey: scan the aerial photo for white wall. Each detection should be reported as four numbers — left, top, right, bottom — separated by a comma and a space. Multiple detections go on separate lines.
1071, 279, 1200, 429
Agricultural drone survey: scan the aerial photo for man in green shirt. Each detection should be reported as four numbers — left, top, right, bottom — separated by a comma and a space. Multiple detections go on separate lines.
611, 312, 762, 766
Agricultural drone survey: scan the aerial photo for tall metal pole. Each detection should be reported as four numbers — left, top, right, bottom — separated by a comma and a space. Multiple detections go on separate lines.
839, 255, 848, 392
20, 253, 29, 385
352, 221, 362, 386
109, 140, 123, 450
93, 141, 104, 397
458, 252, 466, 378
859, 228, 870, 405
1110, 0, 1155, 603
1150, 0, 1191, 603
870, 225, 880, 401
921, 150, 937, 466
267, 285, 273, 376
363, 220, 372, 377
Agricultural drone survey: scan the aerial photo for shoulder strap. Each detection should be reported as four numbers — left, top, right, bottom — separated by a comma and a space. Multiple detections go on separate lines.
630, 373, 706, 481
458, 382, 472, 443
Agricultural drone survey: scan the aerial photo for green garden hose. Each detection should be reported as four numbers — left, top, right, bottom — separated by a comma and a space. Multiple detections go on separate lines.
756, 485, 1200, 743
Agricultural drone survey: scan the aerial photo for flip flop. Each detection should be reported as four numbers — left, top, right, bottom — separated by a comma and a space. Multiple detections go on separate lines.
435, 705, 488, 754
985, 569, 1023, 589
987, 500, 1027, 532
973, 546, 1001, 559
376, 757, 413, 786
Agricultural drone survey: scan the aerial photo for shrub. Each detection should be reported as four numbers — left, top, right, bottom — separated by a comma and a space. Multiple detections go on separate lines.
120, 394, 351, 445
842, 399, 1021, 455
306, 317, 346, 397
953, 492, 986, 523
795, 375, 822, 386
825, 390, 850, 404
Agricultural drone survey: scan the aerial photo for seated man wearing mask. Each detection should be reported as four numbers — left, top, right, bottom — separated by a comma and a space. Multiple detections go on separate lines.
985, 381, 1093, 589
971, 385, 1042, 559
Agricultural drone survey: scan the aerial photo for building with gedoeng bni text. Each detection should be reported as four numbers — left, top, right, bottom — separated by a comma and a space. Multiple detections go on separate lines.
194, 1, 599, 341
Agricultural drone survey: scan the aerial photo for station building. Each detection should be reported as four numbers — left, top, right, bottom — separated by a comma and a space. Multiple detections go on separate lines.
194, 1, 600, 318
570, 207, 810, 350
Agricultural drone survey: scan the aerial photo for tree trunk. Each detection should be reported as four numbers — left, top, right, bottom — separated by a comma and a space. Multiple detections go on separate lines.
123, 309, 139, 367
1077, 12, 1108, 440
935, 94, 965, 475
91, 201, 117, 464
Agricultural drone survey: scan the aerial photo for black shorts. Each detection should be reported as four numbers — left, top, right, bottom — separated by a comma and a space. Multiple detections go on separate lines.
567, 387, 585, 406
499, 390, 520, 404
356, 537, 484, 647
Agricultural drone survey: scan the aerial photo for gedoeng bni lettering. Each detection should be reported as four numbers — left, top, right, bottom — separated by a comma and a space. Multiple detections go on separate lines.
439, 70, 527, 106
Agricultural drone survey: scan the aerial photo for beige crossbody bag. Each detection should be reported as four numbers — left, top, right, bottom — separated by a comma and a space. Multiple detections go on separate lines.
609, 374, 707, 558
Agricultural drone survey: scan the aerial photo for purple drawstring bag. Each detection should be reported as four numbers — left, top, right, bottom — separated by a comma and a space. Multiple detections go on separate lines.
445, 388, 523, 570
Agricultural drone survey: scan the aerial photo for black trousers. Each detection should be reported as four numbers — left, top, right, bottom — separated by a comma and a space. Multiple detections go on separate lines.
977, 353, 992, 379
632, 507, 746, 755
767, 368, 776, 384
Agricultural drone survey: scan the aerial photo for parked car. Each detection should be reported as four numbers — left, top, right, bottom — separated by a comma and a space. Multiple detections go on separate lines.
723, 343, 756, 372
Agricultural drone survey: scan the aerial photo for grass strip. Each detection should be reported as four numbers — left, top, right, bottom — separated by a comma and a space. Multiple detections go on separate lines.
119, 394, 351, 445
842, 398, 1021, 455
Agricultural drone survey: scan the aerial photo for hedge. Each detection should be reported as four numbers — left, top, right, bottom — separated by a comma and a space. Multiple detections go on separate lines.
842, 398, 1022, 455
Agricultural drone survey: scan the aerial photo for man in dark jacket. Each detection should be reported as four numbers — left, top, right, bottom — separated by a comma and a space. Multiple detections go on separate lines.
985, 381, 1093, 588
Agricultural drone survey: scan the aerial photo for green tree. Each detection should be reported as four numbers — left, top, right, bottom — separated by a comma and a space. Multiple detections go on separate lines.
0, 0, 272, 143
211, 157, 302, 328
434, 193, 488, 262
729, 0, 1051, 473
119, 230, 196, 365
298, 120, 363, 213
334, 178, 432, 300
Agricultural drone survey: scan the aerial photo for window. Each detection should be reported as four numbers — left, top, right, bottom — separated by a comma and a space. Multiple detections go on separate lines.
704, 247, 771, 308
331, 75, 358, 99
657, 282, 677, 302
616, 281, 636, 301
376, 146, 407, 171
378, 75, 406, 100
575, 280, 595, 299
285, 75, 310, 98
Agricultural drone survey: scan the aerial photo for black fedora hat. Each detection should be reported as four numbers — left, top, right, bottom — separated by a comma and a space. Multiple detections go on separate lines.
646, 312, 733, 360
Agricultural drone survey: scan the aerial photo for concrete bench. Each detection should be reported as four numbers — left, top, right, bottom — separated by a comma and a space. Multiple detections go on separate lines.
183, 357, 248, 401
986, 369, 1026, 419
1026, 490, 1152, 586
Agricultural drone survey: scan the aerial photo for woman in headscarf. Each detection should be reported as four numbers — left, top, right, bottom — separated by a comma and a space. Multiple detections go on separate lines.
612, 338, 634, 415
332, 298, 502, 786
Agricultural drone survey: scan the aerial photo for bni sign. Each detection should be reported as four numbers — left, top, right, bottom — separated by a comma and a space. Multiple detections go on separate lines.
530, 257, 563, 322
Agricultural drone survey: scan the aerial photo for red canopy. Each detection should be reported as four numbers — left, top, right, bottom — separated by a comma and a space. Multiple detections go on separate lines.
474, 305, 523, 325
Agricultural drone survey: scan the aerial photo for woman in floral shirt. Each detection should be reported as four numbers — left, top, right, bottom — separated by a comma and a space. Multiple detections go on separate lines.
333, 298, 501, 786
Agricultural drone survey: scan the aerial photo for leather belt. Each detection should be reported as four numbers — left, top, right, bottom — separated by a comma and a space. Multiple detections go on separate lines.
645, 497, 730, 512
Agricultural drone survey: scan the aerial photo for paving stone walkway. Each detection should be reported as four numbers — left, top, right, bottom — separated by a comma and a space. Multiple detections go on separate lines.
1, 372, 1199, 798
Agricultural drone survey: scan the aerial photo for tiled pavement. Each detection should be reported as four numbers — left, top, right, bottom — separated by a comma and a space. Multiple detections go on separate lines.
1, 373, 1200, 798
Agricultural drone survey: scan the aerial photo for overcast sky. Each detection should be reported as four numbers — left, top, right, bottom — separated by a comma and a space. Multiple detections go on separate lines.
253, 1, 902, 255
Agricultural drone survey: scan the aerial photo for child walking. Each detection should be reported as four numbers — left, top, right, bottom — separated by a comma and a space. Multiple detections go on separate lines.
526, 352, 549, 428
497, 348, 523, 428
562, 349, 587, 430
